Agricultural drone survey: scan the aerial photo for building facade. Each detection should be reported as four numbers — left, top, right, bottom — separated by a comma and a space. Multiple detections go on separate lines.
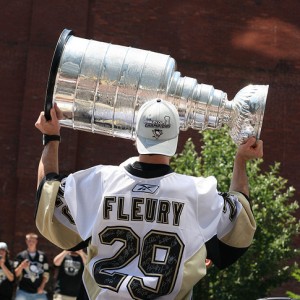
0, 0, 299, 296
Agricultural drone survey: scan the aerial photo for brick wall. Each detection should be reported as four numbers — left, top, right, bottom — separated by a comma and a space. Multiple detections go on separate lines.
0, 0, 299, 296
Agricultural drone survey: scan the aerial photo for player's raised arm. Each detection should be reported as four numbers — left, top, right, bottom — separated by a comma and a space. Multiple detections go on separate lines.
229, 137, 263, 197
35, 103, 62, 188
34, 105, 84, 250
205, 137, 263, 269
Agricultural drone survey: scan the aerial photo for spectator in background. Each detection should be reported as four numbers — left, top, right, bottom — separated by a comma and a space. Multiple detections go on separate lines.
0, 242, 15, 300
14, 233, 49, 300
53, 250, 86, 300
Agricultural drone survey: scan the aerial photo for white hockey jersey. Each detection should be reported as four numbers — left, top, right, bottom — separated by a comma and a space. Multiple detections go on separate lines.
35, 159, 256, 300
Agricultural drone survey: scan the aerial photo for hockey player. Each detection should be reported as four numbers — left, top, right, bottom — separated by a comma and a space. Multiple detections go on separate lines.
35, 99, 263, 299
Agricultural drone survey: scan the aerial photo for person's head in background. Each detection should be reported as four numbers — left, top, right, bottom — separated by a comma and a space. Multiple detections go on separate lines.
0, 242, 9, 261
25, 233, 39, 252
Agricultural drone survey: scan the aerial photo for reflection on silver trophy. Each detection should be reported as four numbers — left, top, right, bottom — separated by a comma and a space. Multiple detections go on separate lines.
45, 29, 268, 145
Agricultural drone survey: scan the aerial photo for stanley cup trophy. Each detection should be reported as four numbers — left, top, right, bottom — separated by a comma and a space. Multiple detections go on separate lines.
45, 29, 269, 145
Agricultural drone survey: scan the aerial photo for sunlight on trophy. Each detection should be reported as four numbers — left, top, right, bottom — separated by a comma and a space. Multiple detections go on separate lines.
45, 29, 268, 145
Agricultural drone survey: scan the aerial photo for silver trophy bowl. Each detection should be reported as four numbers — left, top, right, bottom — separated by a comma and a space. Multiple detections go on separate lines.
45, 29, 268, 145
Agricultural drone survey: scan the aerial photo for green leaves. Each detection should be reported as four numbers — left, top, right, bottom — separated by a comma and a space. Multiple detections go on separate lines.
170, 138, 202, 177
287, 269, 300, 299
171, 128, 300, 299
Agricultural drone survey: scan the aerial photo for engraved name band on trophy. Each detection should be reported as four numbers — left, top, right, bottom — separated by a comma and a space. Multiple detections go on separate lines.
45, 29, 269, 145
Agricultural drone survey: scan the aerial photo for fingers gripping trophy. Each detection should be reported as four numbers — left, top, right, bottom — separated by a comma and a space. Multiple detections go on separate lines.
45, 29, 268, 145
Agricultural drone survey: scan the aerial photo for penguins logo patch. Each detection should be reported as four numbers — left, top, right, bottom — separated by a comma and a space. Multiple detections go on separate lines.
152, 129, 163, 139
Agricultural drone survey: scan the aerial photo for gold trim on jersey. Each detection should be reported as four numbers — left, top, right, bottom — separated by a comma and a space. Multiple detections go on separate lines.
36, 180, 83, 249
84, 245, 101, 300
175, 245, 207, 300
221, 191, 256, 248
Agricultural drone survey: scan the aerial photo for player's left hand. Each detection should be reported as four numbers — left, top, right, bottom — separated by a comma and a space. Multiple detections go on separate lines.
236, 137, 263, 161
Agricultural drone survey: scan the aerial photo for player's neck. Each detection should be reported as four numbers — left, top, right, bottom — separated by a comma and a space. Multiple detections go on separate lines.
138, 154, 170, 165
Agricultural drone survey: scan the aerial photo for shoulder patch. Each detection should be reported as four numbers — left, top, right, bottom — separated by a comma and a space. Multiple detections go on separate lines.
219, 192, 238, 221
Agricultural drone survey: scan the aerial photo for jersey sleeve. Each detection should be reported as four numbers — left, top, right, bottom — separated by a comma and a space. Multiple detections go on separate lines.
195, 177, 256, 269
218, 191, 256, 248
205, 191, 256, 269
35, 173, 85, 250
63, 166, 105, 240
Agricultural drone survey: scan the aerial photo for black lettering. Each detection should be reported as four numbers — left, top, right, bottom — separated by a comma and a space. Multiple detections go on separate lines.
104, 197, 116, 219
172, 202, 184, 226
55, 197, 63, 207
157, 200, 170, 224
102, 196, 184, 226
145, 198, 158, 222
131, 198, 144, 221
61, 206, 75, 225
118, 197, 129, 221
220, 192, 237, 221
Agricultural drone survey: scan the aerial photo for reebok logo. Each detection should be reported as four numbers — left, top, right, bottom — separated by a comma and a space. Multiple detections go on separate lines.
132, 184, 159, 194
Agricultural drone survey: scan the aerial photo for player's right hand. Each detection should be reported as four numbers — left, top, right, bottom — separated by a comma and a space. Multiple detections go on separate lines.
35, 103, 62, 135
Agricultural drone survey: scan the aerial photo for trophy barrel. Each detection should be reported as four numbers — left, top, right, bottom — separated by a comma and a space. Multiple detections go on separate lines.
45, 29, 176, 139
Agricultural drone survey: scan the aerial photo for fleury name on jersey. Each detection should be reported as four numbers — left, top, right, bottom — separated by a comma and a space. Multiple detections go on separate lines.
103, 196, 185, 226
